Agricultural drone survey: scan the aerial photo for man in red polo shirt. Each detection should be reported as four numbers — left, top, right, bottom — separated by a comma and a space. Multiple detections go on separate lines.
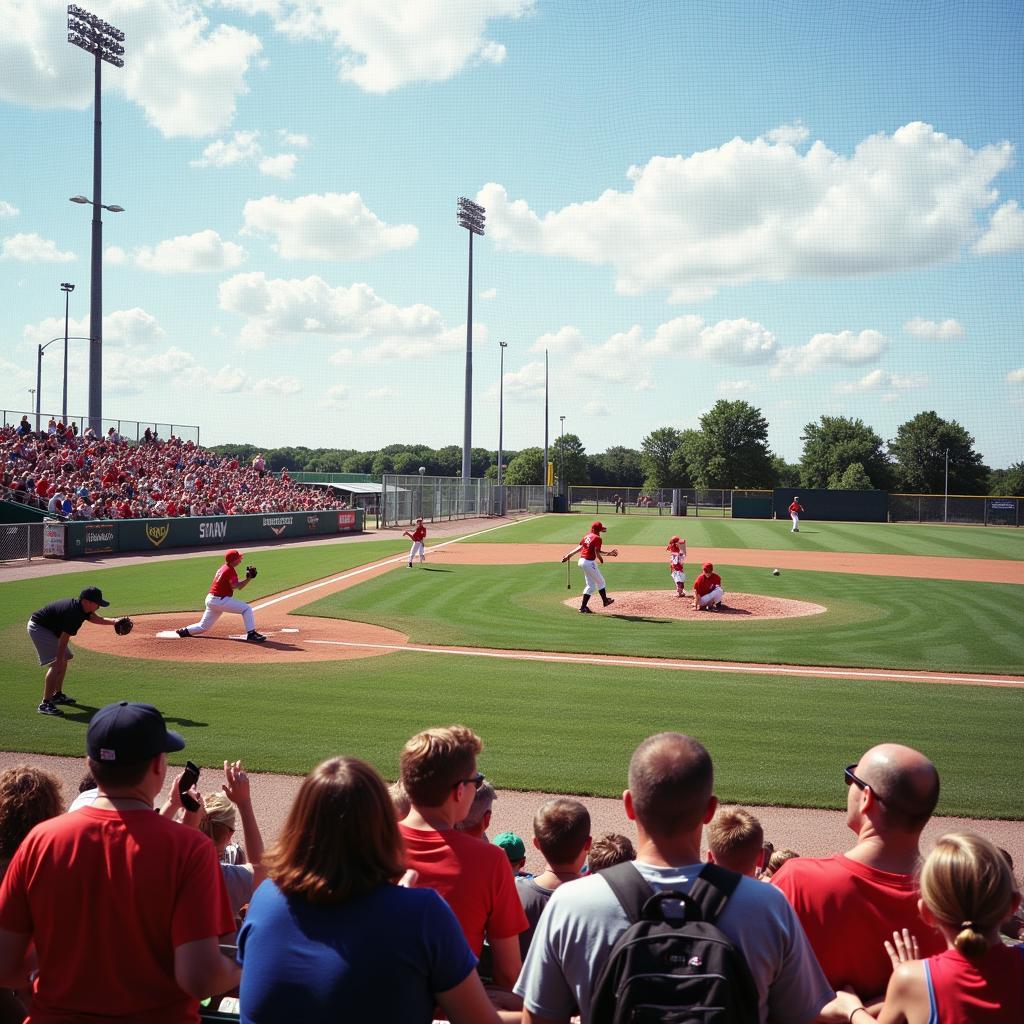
561, 521, 618, 614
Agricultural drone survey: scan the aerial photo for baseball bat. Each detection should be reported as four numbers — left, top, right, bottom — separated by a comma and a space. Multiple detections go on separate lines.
566, 558, 572, 590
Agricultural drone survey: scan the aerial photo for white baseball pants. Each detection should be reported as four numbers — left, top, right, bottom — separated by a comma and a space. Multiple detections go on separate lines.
578, 557, 606, 595
409, 541, 426, 563
697, 586, 725, 609
790, 513, 800, 532
185, 594, 256, 634
671, 569, 687, 585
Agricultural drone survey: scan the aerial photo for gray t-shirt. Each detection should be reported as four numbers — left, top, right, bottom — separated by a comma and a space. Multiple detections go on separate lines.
514, 860, 833, 1024
515, 875, 556, 960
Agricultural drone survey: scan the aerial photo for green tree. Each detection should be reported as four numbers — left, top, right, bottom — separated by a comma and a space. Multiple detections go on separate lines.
799, 416, 891, 489
640, 427, 686, 490
433, 445, 462, 477
988, 462, 1024, 496
889, 412, 987, 493
771, 456, 801, 489
392, 451, 422, 475
341, 453, 373, 474
828, 462, 875, 490
551, 433, 588, 487
588, 446, 644, 487
503, 447, 544, 485
370, 452, 394, 477
683, 400, 775, 488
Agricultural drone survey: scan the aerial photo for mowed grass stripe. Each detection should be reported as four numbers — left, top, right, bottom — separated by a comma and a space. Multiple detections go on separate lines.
300, 562, 1024, 675
465, 514, 1024, 560
0, 649, 1018, 818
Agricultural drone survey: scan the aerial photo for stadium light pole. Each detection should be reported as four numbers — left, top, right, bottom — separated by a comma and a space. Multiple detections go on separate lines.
37, 335, 92, 431
68, 4, 125, 436
29, 389, 37, 431
497, 341, 507, 516
457, 197, 485, 501
559, 415, 565, 504
60, 282, 75, 422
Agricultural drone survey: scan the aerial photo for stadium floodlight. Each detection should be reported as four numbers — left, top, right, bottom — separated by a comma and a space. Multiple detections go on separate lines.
457, 197, 486, 495
497, 342, 508, 515
67, 4, 126, 435
60, 282, 75, 422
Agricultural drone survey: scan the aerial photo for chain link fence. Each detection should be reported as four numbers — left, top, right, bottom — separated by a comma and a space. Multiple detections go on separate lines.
889, 493, 1021, 526
0, 522, 45, 561
2, 408, 200, 445
380, 475, 546, 526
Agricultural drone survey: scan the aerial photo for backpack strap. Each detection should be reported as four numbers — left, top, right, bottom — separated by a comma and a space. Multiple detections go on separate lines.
598, 861, 657, 925
687, 863, 743, 925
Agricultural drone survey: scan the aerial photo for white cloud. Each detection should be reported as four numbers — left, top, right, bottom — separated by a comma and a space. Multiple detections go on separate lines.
2, 233, 76, 262
242, 192, 417, 259
1007, 369, 1024, 385
903, 317, 965, 340
366, 385, 396, 400
134, 230, 248, 273
104, 246, 128, 265
480, 287, 497, 300
258, 153, 298, 179
974, 200, 1024, 255
502, 360, 546, 399
695, 318, 776, 364
0, 201, 18, 217
766, 121, 810, 146
239, 0, 533, 93
584, 401, 610, 417
277, 129, 310, 147
532, 325, 586, 354
835, 369, 929, 394
771, 329, 887, 377
318, 383, 350, 409
192, 131, 263, 168
717, 379, 760, 395
328, 348, 354, 365
480, 122, 1015, 301
219, 271, 456, 349
0, 0, 262, 138
23, 308, 166, 348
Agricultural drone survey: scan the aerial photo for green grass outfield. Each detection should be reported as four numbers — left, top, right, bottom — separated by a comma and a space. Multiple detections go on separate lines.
466, 513, 1024, 560
1, 519, 1021, 818
300, 562, 1024, 675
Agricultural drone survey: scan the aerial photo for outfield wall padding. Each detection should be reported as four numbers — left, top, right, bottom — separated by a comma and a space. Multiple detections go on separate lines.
772, 488, 888, 523
60, 509, 363, 558
732, 495, 772, 519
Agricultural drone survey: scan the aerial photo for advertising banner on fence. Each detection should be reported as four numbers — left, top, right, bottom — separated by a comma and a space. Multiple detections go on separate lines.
43, 524, 65, 558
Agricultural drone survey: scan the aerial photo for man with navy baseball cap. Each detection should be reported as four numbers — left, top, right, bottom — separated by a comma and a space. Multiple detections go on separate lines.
0, 701, 240, 1020
27, 586, 120, 717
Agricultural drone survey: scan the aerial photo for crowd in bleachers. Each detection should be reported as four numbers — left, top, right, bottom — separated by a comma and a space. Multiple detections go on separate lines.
0, 712, 1021, 1024
1, 416, 347, 520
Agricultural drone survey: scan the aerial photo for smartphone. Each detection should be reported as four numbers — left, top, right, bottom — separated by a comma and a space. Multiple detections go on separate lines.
178, 760, 201, 812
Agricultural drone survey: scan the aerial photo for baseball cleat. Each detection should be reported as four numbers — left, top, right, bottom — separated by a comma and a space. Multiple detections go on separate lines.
246, 630, 267, 643
579, 607, 593, 614
602, 598, 615, 608
176, 627, 191, 638
38, 701, 63, 717
51, 691, 77, 705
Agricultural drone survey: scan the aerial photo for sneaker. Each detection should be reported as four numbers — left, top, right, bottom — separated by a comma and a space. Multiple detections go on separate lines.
602, 598, 615, 608
38, 700, 63, 717
579, 607, 593, 614
246, 630, 267, 643
51, 691, 77, 705
176, 627, 191, 638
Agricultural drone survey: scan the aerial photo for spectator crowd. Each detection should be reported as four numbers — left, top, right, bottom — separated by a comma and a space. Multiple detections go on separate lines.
0, 712, 1020, 1024
1, 417, 346, 521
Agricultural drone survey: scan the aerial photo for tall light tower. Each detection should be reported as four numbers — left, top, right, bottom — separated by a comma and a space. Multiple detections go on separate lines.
497, 341, 508, 515
68, 4, 125, 434
559, 414, 566, 503
60, 282, 75, 422
457, 197, 485, 493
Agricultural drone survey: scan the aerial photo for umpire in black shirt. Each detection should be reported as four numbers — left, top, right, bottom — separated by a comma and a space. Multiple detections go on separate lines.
28, 587, 118, 717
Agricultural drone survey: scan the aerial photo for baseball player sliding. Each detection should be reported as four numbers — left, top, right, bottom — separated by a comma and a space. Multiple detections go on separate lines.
177, 549, 266, 643
562, 521, 618, 613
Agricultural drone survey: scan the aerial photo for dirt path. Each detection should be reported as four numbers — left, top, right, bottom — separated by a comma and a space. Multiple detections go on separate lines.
3, 751, 1020, 875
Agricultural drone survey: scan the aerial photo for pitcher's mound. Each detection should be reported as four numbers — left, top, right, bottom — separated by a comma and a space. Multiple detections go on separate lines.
563, 591, 826, 620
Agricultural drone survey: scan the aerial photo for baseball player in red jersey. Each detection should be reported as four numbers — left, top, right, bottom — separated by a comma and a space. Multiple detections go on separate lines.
403, 518, 427, 566
561, 521, 618, 613
176, 550, 266, 642
666, 535, 687, 597
789, 496, 805, 532
693, 561, 725, 611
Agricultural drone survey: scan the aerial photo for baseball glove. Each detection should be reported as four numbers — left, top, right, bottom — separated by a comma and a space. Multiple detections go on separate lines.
113, 616, 134, 636
245, 565, 258, 579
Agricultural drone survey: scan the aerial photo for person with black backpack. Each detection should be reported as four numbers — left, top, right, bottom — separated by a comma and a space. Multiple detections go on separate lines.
514, 732, 834, 1024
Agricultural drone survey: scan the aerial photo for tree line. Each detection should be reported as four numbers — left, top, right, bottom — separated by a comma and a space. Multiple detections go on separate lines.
209, 402, 1023, 496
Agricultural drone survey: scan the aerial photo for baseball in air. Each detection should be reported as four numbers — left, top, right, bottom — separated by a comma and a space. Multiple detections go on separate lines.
772, 568, 780, 576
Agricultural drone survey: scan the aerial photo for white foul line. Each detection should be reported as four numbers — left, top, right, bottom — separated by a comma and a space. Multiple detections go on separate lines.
301, 639, 1022, 688
252, 516, 541, 612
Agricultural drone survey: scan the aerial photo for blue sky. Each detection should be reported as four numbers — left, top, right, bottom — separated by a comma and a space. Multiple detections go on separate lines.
2, 0, 1022, 467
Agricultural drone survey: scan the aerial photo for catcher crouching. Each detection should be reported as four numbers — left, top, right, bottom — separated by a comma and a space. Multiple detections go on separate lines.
176, 550, 266, 644
28, 587, 132, 717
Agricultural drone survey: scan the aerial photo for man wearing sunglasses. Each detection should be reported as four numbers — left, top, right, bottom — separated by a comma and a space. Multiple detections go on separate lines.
771, 743, 944, 1007
398, 725, 529, 1001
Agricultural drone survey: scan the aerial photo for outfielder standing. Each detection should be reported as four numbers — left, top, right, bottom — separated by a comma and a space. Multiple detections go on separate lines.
177, 550, 266, 643
403, 518, 427, 567
666, 535, 687, 597
789, 496, 805, 533
561, 521, 618, 614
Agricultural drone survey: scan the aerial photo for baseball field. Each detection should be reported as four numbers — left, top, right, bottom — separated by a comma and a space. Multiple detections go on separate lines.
2, 515, 1022, 820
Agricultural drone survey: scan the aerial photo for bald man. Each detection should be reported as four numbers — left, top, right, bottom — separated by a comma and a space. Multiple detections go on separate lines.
772, 743, 944, 1004
515, 732, 831, 1024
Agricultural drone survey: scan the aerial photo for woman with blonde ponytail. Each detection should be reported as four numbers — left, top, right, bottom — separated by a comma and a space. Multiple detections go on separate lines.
837, 831, 1023, 1023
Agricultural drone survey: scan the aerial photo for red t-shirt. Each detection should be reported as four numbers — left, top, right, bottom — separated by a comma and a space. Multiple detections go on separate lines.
210, 563, 239, 597
410, 524, 427, 542
772, 853, 945, 998
925, 944, 1024, 1023
579, 532, 602, 560
399, 824, 528, 955
0, 806, 235, 1024
789, 502, 803, 514
693, 571, 722, 597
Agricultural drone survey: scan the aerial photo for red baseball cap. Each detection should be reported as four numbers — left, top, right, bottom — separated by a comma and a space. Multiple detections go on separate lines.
225, 549, 242, 562
703, 562, 714, 572
591, 521, 606, 532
